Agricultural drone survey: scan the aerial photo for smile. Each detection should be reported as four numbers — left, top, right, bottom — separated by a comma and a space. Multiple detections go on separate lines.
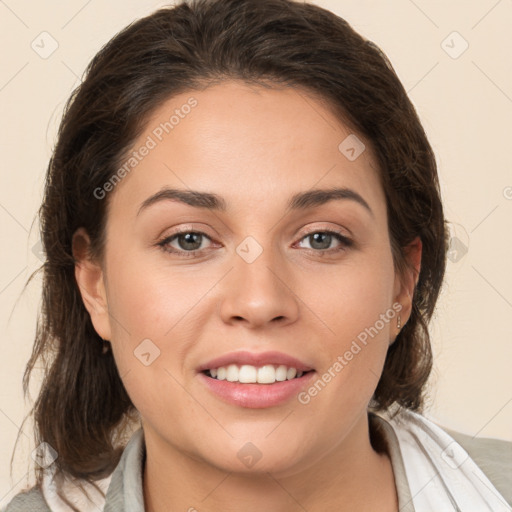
204, 364, 312, 384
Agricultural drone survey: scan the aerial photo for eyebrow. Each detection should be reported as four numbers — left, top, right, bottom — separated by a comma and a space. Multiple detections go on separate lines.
136, 186, 373, 217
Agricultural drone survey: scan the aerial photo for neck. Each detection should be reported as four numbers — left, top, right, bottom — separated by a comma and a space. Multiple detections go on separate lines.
143, 413, 398, 512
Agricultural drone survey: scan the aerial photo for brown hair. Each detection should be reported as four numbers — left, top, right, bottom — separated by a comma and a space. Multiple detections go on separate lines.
15, 0, 447, 503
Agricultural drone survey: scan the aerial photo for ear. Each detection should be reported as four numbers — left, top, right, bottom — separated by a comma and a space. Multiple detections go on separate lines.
391, 236, 422, 340
72, 227, 112, 341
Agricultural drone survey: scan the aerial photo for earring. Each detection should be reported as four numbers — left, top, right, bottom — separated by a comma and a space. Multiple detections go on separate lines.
397, 314, 402, 331
101, 338, 111, 354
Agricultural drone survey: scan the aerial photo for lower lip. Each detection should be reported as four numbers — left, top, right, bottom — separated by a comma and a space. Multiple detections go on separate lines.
198, 371, 316, 408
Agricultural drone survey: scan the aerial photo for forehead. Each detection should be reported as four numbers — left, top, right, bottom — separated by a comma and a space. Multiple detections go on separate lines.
107, 80, 385, 219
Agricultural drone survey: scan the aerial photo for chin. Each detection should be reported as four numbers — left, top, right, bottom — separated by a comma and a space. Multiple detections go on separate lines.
195, 436, 310, 477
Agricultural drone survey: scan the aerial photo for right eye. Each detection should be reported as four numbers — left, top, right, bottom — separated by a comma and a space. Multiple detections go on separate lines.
157, 230, 216, 258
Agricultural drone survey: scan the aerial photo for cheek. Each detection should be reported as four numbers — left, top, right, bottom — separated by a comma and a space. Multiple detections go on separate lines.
104, 261, 196, 426
318, 247, 396, 338
105, 251, 208, 340
304, 249, 396, 399
104, 249, 218, 406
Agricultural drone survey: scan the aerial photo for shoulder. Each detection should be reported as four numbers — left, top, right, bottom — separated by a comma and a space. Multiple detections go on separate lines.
443, 426, 512, 506
1, 486, 51, 512
375, 407, 512, 508
2, 428, 144, 512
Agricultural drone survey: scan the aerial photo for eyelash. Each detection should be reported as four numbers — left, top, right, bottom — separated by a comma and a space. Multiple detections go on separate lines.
156, 228, 353, 259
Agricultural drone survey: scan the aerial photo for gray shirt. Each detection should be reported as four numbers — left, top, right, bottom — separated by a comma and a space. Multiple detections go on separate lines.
3, 413, 511, 511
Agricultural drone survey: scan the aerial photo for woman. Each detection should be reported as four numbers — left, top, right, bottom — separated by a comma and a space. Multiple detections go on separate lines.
3, 0, 511, 511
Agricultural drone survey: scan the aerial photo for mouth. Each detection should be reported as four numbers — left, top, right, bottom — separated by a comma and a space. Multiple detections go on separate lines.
197, 351, 316, 408
202, 364, 314, 384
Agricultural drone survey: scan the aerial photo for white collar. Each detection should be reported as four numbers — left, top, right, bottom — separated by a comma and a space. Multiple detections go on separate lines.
41, 465, 111, 511
377, 407, 511, 511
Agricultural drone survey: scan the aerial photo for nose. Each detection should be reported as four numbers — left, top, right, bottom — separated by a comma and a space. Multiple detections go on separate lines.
218, 240, 300, 329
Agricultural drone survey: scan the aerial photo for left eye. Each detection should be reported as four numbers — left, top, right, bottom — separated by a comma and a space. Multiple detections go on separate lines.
157, 229, 352, 257
296, 231, 352, 252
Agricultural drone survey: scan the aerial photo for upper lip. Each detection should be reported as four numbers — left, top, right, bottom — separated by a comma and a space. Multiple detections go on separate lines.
197, 350, 315, 373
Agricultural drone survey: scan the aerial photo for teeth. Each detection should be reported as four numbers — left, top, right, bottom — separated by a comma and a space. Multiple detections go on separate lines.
226, 364, 239, 382
207, 364, 308, 384
286, 367, 297, 380
258, 365, 276, 384
275, 365, 287, 381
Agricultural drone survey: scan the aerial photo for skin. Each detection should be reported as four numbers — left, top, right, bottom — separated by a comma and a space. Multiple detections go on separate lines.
73, 80, 421, 512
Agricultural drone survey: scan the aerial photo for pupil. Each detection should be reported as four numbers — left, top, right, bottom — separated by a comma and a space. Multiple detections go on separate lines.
180, 233, 201, 250
311, 232, 330, 250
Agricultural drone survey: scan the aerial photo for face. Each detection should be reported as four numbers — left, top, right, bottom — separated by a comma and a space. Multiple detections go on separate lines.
75, 80, 417, 477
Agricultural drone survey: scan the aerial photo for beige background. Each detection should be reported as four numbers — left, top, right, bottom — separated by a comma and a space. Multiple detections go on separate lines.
1, 0, 511, 504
